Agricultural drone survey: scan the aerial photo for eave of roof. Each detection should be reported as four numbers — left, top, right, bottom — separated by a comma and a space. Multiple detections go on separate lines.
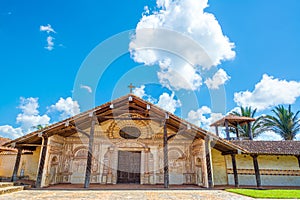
3, 94, 246, 154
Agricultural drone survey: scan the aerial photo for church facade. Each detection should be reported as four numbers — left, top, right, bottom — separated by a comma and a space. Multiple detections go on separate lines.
0, 95, 299, 188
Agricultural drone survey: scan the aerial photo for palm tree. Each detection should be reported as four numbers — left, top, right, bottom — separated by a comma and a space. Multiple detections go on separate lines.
264, 105, 300, 140
231, 106, 265, 139
32, 124, 48, 130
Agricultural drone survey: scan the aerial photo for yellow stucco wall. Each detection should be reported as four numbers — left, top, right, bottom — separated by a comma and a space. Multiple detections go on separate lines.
225, 154, 300, 186
0, 154, 16, 178
211, 148, 227, 185
0, 147, 41, 180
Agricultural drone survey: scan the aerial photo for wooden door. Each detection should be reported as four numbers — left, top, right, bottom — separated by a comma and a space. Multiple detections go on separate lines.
117, 151, 141, 184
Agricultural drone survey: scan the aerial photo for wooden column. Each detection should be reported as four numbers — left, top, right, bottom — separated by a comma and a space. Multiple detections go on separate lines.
36, 135, 48, 188
215, 126, 219, 136
84, 114, 96, 188
235, 123, 239, 140
163, 120, 169, 188
248, 122, 253, 140
225, 119, 230, 140
231, 154, 239, 187
296, 155, 300, 167
251, 154, 261, 188
11, 147, 22, 182
205, 136, 213, 188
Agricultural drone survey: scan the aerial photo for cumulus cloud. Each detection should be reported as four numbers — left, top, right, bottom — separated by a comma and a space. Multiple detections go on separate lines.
133, 85, 156, 103
234, 74, 300, 111
0, 97, 80, 139
0, 97, 50, 139
49, 97, 80, 120
16, 97, 50, 132
156, 92, 181, 114
0, 125, 23, 139
133, 85, 146, 98
40, 24, 56, 33
255, 131, 283, 141
80, 84, 93, 93
205, 68, 230, 90
129, 0, 235, 91
187, 106, 223, 131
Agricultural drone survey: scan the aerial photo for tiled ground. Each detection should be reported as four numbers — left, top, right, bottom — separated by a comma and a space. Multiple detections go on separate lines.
1, 189, 255, 200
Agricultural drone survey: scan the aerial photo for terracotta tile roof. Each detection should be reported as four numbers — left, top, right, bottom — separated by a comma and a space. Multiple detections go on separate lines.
231, 140, 300, 155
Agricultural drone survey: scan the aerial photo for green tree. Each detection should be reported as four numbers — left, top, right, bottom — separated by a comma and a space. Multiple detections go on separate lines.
32, 124, 48, 130
264, 105, 300, 140
231, 106, 265, 139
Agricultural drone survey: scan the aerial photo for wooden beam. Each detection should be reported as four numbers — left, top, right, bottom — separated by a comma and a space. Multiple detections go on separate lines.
251, 154, 261, 188
225, 119, 230, 140
296, 155, 300, 168
11, 147, 22, 182
215, 126, 219, 136
248, 122, 253, 140
205, 136, 213, 188
35, 135, 48, 188
163, 120, 169, 188
231, 154, 239, 187
84, 115, 96, 188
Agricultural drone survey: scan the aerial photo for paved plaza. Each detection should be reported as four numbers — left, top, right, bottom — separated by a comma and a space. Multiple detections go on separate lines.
1, 189, 255, 200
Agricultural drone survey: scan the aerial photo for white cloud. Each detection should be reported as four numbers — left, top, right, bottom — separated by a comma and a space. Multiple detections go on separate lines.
234, 74, 300, 111
0, 125, 23, 139
187, 106, 223, 131
129, 0, 235, 91
40, 24, 56, 34
49, 97, 80, 120
133, 85, 146, 98
255, 131, 283, 141
133, 85, 157, 103
80, 84, 93, 93
0, 97, 51, 139
205, 68, 230, 89
16, 97, 50, 132
157, 61, 202, 90
156, 92, 181, 114
45, 36, 54, 51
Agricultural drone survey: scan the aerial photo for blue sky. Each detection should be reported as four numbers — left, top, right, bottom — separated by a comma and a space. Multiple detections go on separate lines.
1, 0, 300, 140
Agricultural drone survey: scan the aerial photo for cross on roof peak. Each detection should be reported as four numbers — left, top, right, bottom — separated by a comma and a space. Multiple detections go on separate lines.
128, 83, 136, 93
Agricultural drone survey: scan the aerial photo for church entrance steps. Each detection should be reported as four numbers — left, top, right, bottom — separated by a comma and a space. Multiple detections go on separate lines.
0, 182, 14, 188
0, 182, 24, 195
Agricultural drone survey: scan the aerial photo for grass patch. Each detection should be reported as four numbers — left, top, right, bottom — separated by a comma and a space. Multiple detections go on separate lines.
226, 189, 300, 199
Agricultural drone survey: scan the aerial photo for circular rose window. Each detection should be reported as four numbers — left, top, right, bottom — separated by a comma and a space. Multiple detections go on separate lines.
119, 127, 141, 139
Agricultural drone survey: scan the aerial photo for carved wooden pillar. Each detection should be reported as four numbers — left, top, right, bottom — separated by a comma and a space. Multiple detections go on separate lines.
235, 123, 239, 140
11, 147, 22, 182
205, 136, 213, 188
36, 135, 48, 188
144, 148, 150, 184
296, 155, 300, 168
84, 114, 96, 188
215, 126, 219, 136
251, 154, 261, 187
163, 120, 169, 188
248, 122, 253, 140
225, 119, 230, 140
231, 154, 239, 187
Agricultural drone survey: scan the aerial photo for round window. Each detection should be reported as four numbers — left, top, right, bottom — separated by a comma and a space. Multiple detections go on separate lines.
119, 127, 141, 139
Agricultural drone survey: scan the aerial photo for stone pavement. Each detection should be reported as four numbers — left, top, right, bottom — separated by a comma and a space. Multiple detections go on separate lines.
0, 189, 255, 200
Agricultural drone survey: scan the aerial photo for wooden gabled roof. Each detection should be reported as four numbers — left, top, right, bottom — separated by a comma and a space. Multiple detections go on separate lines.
210, 114, 255, 128
3, 94, 245, 153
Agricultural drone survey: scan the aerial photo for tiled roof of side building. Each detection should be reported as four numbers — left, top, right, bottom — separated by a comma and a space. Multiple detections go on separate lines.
231, 140, 300, 155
